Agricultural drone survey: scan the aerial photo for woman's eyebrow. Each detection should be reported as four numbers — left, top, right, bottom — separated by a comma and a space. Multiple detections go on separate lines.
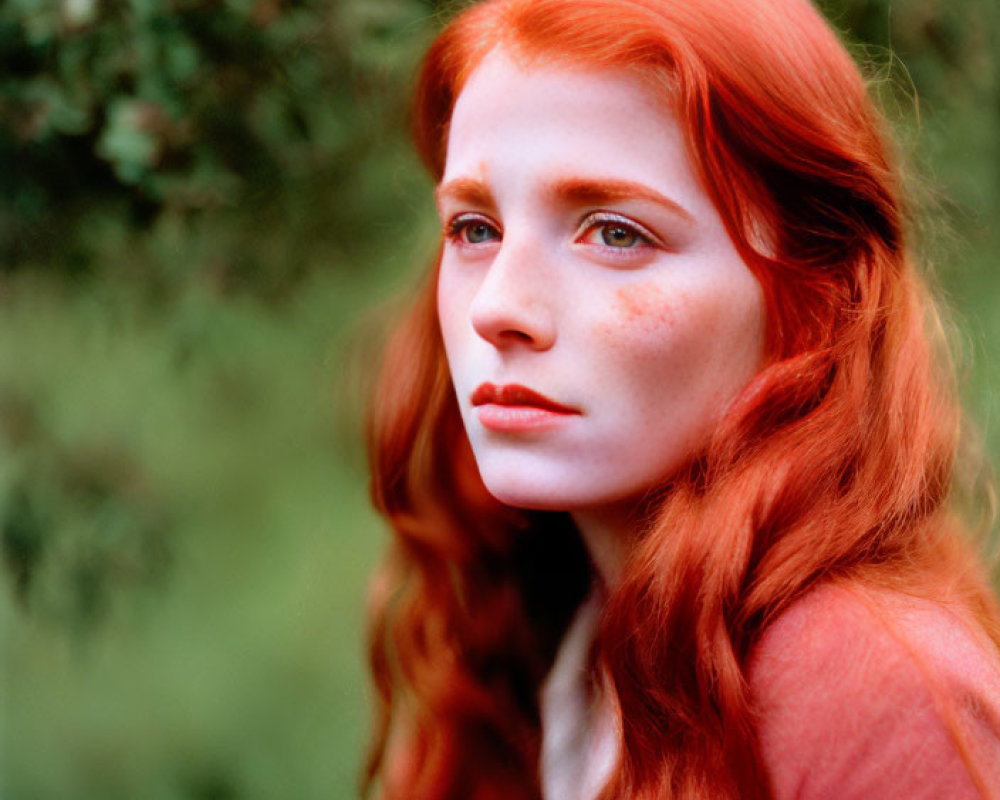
548, 177, 695, 224
434, 177, 496, 212
434, 175, 694, 224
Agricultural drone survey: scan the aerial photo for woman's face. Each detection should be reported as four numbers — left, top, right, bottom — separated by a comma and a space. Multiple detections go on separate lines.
436, 49, 766, 516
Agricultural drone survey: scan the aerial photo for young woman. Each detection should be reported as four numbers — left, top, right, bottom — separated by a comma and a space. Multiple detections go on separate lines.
364, 0, 1000, 797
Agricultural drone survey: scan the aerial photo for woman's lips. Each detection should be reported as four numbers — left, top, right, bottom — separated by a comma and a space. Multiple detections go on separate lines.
471, 382, 579, 432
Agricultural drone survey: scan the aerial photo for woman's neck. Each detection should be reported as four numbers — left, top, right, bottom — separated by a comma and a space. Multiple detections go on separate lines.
571, 497, 651, 588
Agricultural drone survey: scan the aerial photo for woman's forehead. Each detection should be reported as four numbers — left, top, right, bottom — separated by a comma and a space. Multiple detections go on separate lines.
441, 49, 708, 217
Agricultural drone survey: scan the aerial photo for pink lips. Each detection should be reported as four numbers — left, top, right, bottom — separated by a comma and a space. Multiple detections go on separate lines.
471, 382, 579, 432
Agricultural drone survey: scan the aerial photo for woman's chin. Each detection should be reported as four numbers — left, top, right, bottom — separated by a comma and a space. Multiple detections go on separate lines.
478, 475, 634, 517
480, 481, 573, 512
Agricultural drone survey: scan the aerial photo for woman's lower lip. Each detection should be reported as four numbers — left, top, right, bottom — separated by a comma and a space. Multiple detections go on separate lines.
475, 404, 577, 432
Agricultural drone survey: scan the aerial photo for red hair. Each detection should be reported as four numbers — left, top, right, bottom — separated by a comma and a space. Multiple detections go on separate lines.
364, 0, 1000, 797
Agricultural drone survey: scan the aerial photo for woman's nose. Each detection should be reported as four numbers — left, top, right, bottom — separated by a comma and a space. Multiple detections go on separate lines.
469, 240, 556, 351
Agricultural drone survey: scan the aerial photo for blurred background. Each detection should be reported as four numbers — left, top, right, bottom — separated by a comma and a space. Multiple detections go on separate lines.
1, 0, 997, 798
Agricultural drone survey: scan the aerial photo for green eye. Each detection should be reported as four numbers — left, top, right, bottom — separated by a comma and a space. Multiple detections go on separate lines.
448, 216, 500, 245
466, 222, 499, 244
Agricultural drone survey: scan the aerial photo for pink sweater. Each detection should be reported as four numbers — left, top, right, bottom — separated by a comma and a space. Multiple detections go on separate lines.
749, 583, 1000, 799
539, 583, 1000, 799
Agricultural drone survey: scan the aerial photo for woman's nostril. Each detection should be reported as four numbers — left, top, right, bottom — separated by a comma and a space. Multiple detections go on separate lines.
500, 329, 536, 344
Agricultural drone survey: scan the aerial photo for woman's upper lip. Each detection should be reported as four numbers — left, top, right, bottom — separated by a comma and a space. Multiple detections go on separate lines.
471, 382, 579, 413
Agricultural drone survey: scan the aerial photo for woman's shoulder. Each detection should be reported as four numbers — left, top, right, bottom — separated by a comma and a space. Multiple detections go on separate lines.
748, 581, 1000, 800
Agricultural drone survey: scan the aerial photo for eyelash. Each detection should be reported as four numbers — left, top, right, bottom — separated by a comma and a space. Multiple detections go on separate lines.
446, 214, 501, 247
575, 212, 662, 252
444, 211, 663, 255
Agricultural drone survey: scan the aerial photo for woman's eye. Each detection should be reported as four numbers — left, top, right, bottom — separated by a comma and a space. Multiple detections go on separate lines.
448, 216, 501, 245
599, 224, 642, 248
578, 214, 657, 251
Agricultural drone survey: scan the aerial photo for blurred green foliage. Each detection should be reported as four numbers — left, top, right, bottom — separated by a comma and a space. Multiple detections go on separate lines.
1, 0, 998, 798
1, 0, 440, 292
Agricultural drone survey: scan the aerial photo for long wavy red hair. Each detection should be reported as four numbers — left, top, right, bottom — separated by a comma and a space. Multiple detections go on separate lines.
364, 1, 1000, 798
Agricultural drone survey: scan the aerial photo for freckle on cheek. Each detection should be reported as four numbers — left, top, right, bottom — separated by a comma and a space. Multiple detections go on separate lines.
609, 283, 674, 336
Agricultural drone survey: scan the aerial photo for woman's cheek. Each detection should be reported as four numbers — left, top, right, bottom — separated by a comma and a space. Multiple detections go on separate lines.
593, 279, 729, 405
592, 281, 681, 347
615, 283, 674, 333
437, 268, 473, 342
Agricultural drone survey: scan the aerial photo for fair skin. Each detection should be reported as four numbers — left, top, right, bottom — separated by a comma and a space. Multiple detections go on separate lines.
436, 48, 766, 584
